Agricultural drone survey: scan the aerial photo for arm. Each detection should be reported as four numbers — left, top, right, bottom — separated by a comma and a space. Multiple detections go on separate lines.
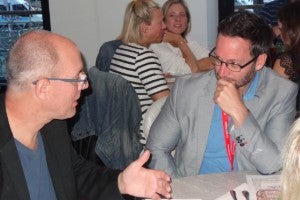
146, 86, 182, 178
71, 145, 123, 199
163, 32, 200, 73
72, 142, 171, 199
233, 86, 296, 174
176, 39, 201, 73
136, 50, 170, 101
163, 32, 213, 73
151, 90, 170, 101
214, 78, 297, 174
197, 57, 214, 71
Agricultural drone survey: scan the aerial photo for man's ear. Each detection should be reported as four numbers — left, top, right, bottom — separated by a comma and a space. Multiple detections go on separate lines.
34, 79, 50, 100
255, 53, 267, 70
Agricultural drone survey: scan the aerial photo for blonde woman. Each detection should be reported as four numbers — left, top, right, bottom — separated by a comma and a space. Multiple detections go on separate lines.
281, 118, 300, 200
150, 0, 213, 76
109, 0, 170, 144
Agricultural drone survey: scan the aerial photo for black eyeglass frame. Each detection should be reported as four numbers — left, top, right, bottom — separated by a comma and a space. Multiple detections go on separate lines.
209, 47, 259, 72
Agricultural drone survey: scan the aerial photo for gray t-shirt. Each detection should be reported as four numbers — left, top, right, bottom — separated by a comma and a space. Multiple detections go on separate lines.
15, 134, 57, 200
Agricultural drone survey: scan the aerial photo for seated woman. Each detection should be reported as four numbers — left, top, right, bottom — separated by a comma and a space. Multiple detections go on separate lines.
150, 0, 213, 76
272, 1, 300, 116
109, 0, 170, 145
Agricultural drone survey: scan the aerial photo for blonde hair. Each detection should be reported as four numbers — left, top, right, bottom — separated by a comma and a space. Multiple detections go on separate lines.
281, 117, 300, 200
118, 0, 160, 44
162, 0, 191, 37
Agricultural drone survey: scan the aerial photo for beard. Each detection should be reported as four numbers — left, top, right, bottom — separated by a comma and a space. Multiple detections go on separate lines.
215, 64, 256, 88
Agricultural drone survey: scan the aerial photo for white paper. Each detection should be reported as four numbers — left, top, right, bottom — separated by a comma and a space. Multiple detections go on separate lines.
246, 174, 281, 190
246, 174, 281, 200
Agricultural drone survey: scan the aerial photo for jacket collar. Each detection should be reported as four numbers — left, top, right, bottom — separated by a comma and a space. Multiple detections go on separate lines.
0, 93, 31, 199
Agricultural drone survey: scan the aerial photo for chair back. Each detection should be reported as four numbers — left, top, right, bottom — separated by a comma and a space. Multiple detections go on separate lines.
95, 40, 123, 72
70, 66, 143, 170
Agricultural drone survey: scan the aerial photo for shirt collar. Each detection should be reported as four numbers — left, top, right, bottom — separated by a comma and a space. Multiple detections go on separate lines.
243, 71, 260, 101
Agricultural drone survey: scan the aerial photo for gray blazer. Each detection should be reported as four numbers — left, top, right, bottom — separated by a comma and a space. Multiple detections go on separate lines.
146, 67, 298, 178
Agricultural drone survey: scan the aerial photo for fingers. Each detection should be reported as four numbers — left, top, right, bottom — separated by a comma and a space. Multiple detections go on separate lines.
151, 193, 162, 200
164, 73, 173, 78
154, 178, 172, 199
214, 79, 236, 111
217, 79, 235, 88
215, 79, 236, 97
135, 150, 150, 167
160, 171, 171, 182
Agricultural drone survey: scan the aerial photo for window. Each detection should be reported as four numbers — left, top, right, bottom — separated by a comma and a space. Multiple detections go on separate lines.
235, 0, 265, 13
0, 0, 50, 91
0, 5, 6, 11
219, 0, 276, 22
12, 4, 27, 11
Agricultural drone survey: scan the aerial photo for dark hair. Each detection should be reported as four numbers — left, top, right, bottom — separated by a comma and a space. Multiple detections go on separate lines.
218, 11, 273, 57
277, 2, 300, 69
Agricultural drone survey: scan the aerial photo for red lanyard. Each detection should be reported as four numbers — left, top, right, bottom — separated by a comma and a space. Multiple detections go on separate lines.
222, 111, 236, 171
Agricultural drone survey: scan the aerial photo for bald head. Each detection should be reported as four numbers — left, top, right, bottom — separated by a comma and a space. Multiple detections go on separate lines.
6, 30, 79, 91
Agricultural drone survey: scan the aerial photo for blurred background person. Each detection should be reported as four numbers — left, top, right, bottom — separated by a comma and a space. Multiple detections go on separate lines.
272, 1, 300, 117
150, 0, 213, 77
109, 0, 170, 145
280, 117, 300, 200
258, 0, 299, 67
258, 0, 287, 39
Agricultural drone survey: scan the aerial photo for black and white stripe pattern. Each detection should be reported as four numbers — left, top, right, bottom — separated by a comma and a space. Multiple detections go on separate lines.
110, 43, 169, 144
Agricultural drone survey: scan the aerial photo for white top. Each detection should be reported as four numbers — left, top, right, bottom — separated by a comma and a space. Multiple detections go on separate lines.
150, 36, 209, 76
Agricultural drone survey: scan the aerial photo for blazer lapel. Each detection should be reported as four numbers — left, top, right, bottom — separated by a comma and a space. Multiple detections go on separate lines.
194, 73, 217, 172
40, 120, 76, 200
1, 142, 31, 199
0, 94, 30, 199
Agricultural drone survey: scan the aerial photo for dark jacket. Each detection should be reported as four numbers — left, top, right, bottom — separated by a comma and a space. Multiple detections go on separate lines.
0, 94, 123, 200
95, 40, 123, 72
71, 67, 142, 170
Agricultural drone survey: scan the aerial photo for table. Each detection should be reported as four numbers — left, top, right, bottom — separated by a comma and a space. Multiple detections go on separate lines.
170, 171, 258, 200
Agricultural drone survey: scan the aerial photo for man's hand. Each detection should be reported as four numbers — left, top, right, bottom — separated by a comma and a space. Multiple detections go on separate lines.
214, 79, 249, 126
118, 150, 172, 199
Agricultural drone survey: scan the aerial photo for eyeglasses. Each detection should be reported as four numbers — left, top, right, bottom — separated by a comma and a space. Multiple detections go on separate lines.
209, 47, 258, 72
32, 71, 88, 89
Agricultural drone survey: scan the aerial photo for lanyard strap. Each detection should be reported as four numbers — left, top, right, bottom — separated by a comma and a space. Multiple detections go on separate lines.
221, 111, 236, 171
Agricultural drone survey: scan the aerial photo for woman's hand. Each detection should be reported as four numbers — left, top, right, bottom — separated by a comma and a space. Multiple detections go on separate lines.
163, 31, 186, 47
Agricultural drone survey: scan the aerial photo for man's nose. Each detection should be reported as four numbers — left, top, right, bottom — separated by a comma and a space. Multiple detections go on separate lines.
217, 62, 230, 78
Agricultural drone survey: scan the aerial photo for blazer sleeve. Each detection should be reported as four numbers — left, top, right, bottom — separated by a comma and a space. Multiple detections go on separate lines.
71, 147, 124, 199
146, 80, 182, 178
231, 80, 298, 174
43, 120, 124, 200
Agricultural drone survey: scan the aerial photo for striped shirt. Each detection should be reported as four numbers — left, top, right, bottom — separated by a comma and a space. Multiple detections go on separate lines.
110, 43, 169, 144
